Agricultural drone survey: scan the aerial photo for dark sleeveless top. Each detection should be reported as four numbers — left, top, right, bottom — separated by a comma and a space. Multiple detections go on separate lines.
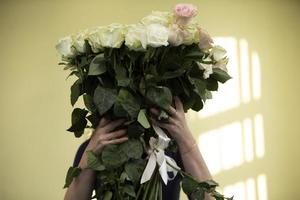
73, 139, 185, 200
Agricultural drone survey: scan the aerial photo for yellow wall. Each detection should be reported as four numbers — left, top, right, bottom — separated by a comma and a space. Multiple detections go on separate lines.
0, 0, 299, 199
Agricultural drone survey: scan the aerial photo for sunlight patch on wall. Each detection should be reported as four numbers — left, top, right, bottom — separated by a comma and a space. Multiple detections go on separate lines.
198, 114, 265, 175
221, 174, 267, 200
257, 174, 268, 200
254, 114, 265, 158
251, 52, 261, 100
243, 118, 254, 162
240, 39, 251, 104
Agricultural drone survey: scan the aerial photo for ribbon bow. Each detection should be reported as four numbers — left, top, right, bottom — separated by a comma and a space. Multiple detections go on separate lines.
140, 124, 181, 185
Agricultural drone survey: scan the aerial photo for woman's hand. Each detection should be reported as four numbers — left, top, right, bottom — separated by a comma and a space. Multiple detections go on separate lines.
86, 117, 129, 156
148, 96, 196, 153
149, 96, 213, 197
65, 117, 129, 200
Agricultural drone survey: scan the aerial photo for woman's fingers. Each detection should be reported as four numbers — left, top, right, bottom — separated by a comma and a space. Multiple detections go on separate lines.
103, 118, 126, 132
174, 96, 184, 113
149, 107, 160, 116
150, 106, 177, 119
166, 105, 177, 117
98, 116, 111, 128
92, 116, 111, 138
103, 128, 127, 140
106, 136, 129, 145
150, 115, 174, 130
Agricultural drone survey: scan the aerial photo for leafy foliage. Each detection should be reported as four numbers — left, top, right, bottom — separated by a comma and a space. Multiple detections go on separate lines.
61, 42, 232, 199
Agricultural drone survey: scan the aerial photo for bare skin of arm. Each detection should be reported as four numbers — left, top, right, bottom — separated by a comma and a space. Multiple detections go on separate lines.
149, 96, 214, 200
64, 117, 128, 200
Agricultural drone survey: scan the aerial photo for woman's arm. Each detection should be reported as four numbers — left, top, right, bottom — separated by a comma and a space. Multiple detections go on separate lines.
64, 151, 97, 200
64, 117, 129, 200
149, 96, 214, 200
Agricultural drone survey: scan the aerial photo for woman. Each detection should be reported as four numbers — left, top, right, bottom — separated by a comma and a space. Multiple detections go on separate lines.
64, 96, 214, 200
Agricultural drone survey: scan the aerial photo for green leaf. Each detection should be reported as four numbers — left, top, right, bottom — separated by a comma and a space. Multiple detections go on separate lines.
114, 62, 130, 87
86, 112, 100, 128
184, 51, 205, 60
190, 188, 205, 200
178, 77, 191, 97
117, 77, 131, 87
83, 94, 97, 112
137, 109, 150, 129
86, 150, 105, 171
101, 145, 128, 168
65, 70, 79, 80
199, 179, 219, 190
66, 108, 88, 137
93, 85, 117, 115
188, 76, 207, 101
113, 100, 129, 117
192, 78, 206, 94
88, 54, 107, 76
144, 46, 156, 62
120, 171, 130, 183
114, 63, 127, 77
181, 94, 195, 112
188, 62, 204, 78
162, 68, 186, 79
78, 56, 89, 68
127, 121, 145, 138
70, 79, 83, 106
191, 92, 204, 111
182, 176, 199, 195
211, 68, 232, 83
146, 86, 172, 110
103, 191, 113, 200
120, 139, 143, 159
206, 77, 218, 91
125, 160, 146, 183
122, 184, 136, 197
63, 166, 81, 188
116, 89, 140, 118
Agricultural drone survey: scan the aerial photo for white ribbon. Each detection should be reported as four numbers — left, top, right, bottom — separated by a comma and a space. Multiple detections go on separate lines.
140, 124, 181, 185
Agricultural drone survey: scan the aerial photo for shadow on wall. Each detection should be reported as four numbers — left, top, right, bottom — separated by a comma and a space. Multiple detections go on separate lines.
185, 37, 267, 200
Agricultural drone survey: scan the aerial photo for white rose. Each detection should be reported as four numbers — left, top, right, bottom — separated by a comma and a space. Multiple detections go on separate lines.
214, 57, 229, 72
55, 36, 76, 58
125, 24, 147, 51
168, 24, 184, 46
141, 11, 173, 27
182, 24, 200, 45
86, 26, 104, 53
72, 29, 88, 53
197, 61, 213, 79
211, 45, 227, 61
98, 23, 126, 48
146, 24, 169, 47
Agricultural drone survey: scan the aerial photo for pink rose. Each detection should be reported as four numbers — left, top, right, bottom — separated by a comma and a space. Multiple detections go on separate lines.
197, 27, 214, 50
173, 3, 198, 26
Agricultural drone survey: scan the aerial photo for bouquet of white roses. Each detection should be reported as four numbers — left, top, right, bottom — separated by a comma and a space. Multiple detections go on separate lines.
56, 3, 233, 200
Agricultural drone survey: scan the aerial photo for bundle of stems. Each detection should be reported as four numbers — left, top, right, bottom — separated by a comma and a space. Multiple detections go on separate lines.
135, 168, 162, 200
